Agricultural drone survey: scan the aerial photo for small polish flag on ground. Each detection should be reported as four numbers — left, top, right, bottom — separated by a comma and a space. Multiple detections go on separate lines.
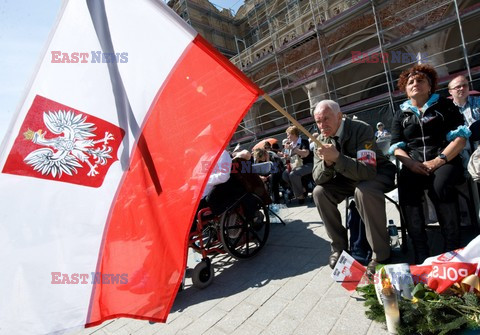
331, 251, 367, 291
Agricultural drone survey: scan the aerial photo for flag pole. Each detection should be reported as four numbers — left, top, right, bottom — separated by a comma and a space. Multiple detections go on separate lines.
262, 93, 323, 147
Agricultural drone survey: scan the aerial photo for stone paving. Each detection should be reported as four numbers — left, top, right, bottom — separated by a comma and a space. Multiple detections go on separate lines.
71, 197, 412, 335
72, 192, 480, 335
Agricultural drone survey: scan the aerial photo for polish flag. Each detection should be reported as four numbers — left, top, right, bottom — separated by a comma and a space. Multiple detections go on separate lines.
0, 1, 261, 334
331, 251, 367, 291
410, 235, 480, 293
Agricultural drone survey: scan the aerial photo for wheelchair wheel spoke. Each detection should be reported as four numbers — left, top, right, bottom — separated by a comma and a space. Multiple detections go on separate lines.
220, 193, 270, 259
248, 227, 262, 244
229, 228, 245, 248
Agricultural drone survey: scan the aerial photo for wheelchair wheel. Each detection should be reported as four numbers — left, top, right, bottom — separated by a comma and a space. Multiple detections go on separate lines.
192, 258, 213, 289
220, 193, 270, 259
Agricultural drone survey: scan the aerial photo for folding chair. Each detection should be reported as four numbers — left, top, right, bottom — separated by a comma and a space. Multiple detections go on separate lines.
344, 191, 408, 254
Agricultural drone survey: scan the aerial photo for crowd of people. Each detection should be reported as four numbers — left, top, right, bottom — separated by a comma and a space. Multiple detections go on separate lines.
200, 64, 479, 270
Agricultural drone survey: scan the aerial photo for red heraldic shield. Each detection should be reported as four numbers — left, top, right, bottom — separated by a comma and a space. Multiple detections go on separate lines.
2, 95, 124, 188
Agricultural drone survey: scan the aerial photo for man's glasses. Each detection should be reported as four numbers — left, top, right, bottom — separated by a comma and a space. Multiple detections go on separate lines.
450, 83, 468, 91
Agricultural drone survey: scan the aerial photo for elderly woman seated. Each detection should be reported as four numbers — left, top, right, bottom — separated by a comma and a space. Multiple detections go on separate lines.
282, 126, 313, 205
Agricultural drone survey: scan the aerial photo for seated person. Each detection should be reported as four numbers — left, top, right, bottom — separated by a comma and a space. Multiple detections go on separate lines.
312, 100, 396, 275
253, 148, 284, 204
230, 150, 271, 205
192, 150, 232, 230
263, 141, 273, 152
448, 75, 480, 167
270, 142, 283, 157
389, 64, 469, 264
262, 141, 283, 163
201, 150, 232, 204
375, 123, 392, 157
375, 122, 391, 139
282, 126, 313, 205
204, 150, 271, 221
449, 75, 480, 129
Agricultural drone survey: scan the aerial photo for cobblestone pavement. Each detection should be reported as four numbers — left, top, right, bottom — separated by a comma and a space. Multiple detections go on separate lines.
71, 194, 469, 335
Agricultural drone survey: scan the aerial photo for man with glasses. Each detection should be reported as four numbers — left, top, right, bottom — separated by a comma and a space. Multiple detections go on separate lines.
448, 75, 480, 127
448, 75, 480, 155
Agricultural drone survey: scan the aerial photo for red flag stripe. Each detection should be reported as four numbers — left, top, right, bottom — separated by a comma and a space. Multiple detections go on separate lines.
86, 35, 260, 326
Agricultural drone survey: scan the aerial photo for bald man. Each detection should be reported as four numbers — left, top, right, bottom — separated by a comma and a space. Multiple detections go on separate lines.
448, 75, 480, 162
312, 100, 396, 276
448, 75, 480, 127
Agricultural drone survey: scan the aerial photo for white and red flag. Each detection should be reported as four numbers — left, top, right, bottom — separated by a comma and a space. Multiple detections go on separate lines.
331, 251, 367, 291
0, 1, 261, 334
410, 235, 480, 293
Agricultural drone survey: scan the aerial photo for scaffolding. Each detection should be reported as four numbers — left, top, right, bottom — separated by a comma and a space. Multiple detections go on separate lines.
169, 0, 240, 57
170, 0, 480, 145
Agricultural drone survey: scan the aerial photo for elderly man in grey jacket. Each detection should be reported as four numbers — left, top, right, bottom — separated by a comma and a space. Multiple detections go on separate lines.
312, 100, 396, 276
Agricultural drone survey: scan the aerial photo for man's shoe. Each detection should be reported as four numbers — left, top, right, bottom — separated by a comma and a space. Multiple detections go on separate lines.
366, 257, 390, 279
329, 252, 340, 269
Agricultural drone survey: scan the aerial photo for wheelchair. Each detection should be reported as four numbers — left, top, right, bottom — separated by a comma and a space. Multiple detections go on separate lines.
188, 192, 270, 289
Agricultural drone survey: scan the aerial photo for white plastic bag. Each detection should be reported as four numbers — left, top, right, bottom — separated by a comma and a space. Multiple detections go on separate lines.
468, 146, 480, 182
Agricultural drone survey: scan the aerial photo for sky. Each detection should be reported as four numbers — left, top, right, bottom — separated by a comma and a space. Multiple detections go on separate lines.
0, 0, 244, 142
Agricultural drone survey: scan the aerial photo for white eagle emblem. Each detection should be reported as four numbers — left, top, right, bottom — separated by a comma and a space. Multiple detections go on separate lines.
23, 110, 115, 178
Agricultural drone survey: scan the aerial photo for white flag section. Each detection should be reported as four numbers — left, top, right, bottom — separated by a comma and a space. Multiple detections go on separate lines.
0, 0, 260, 334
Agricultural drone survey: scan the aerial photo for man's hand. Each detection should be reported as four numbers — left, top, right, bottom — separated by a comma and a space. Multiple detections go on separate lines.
316, 144, 339, 166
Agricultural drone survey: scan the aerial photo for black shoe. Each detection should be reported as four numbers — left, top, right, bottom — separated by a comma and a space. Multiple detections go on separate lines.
298, 198, 305, 205
366, 257, 390, 279
329, 252, 340, 269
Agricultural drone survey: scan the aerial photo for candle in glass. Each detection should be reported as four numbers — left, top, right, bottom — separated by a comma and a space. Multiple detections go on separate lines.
381, 286, 400, 334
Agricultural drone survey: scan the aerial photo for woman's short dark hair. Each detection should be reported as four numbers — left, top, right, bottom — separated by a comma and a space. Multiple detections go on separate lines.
397, 63, 438, 94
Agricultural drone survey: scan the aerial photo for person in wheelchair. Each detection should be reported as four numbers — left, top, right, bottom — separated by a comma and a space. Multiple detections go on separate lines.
200, 150, 232, 206
191, 150, 232, 232
189, 150, 272, 288
200, 150, 271, 225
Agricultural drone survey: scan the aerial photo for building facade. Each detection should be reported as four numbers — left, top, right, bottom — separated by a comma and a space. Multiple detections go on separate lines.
168, 0, 480, 145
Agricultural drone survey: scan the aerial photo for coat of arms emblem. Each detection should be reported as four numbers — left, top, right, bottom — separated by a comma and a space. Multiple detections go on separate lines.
2, 95, 124, 187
